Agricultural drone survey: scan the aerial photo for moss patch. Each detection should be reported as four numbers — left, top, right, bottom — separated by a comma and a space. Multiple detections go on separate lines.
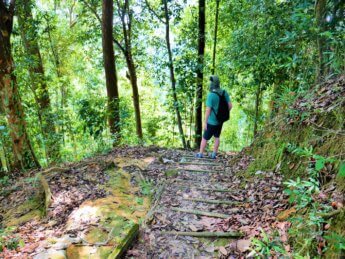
65, 157, 152, 257
3, 196, 43, 227
66, 245, 113, 259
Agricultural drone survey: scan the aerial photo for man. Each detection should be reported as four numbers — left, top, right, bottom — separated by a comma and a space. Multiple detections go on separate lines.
196, 75, 232, 159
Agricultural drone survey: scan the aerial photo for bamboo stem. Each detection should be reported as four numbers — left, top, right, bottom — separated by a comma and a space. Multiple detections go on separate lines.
178, 162, 221, 166
196, 187, 232, 192
178, 168, 223, 173
161, 231, 242, 237
171, 208, 230, 218
182, 155, 217, 161
183, 198, 240, 205
143, 182, 166, 227
319, 208, 344, 219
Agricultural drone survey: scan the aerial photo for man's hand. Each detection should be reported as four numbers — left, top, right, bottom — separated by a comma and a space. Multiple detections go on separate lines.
204, 123, 208, 131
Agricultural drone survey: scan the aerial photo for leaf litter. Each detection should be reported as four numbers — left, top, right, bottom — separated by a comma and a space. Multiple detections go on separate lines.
126, 150, 291, 258
1, 146, 293, 258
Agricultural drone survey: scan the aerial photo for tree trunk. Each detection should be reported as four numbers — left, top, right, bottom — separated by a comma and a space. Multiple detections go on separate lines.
82, 0, 142, 140
0, 2, 40, 170
17, 0, 60, 161
315, 0, 327, 81
163, 0, 187, 149
253, 84, 261, 137
45, 16, 67, 145
211, 0, 220, 75
195, 0, 206, 148
115, 0, 143, 140
125, 53, 143, 140
102, 0, 120, 145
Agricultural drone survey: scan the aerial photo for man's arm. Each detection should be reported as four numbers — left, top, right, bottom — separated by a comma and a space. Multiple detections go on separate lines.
204, 107, 211, 130
228, 102, 232, 111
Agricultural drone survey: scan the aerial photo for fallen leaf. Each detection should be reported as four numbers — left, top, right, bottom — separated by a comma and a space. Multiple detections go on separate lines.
236, 239, 251, 253
189, 224, 197, 232
219, 246, 227, 255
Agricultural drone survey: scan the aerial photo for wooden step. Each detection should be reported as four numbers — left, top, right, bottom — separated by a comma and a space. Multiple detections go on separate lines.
183, 197, 240, 205
178, 168, 224, 173
178, 161, 222, 166
182, 155, 218, 161
171, 208, 230, 218
161, 231, 242, 238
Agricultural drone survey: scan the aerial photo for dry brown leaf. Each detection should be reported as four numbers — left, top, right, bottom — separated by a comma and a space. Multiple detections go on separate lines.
189, 224, 198, 232
219, 246, 228, 255
236, 239, 251, 253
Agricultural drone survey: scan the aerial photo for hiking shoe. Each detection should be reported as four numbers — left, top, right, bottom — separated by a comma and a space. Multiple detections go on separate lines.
210, 152, 217, 159
195, 153, 203, 158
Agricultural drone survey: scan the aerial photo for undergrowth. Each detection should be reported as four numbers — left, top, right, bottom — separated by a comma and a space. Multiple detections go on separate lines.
0, 227, 23, 252
250, 145, 345, 257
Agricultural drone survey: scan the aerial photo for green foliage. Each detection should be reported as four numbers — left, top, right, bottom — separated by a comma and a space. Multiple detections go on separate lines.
287, 144, 335, 173
284, 177, 319, 208
324, 233, 345, 253
282, 145, 340, 257
250, 229, 286, 257
77, 98, 106, 139
0, 176, 10, 187
0, 227, 24, 252
139, 180, 153, 196
0, 0, 342, 166
338, 162, 345, 178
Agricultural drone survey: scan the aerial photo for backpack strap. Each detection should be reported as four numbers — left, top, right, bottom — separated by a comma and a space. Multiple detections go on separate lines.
210, 90, 225, 117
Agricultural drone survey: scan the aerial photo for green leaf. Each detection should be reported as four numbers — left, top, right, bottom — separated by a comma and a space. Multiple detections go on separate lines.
315, 159, 325, 171
18, 239, 25, 248
338, 162, 345, 177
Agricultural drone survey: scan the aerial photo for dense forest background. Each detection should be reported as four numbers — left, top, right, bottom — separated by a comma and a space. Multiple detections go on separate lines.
0, 0, 344, 172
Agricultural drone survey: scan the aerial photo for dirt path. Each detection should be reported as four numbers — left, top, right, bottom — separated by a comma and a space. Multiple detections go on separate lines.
127, 152, 289, 258
0, 148, 289, 258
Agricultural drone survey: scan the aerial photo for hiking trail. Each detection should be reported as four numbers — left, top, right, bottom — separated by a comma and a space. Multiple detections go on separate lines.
126, 151, 289, 258
0, 148, 290, 258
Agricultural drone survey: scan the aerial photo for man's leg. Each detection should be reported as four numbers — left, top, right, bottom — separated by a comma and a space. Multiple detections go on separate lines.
213, 137, 220, 153
210, 124, 222, 158
199, 138, 208, 154
197, 124, 212, 157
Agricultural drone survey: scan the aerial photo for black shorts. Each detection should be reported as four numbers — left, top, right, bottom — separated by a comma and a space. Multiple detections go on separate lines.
203, 123, 223, 140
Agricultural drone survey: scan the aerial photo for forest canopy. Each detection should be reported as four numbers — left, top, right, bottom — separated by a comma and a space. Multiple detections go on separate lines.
0, 0, 344, 171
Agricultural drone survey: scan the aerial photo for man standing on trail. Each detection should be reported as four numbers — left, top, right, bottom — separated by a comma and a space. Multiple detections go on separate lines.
196, 75, 232, 159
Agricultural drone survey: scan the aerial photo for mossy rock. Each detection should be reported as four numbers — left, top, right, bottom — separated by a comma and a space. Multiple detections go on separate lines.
83, 227, 110, 244
35, 249, 67, 259
108, 223, 139, 259
66, 245, 113, 259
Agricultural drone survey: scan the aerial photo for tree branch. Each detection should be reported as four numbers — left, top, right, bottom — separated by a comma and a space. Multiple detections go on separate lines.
81, 0, 101, 24
113, 37, 125, 54
81, 0, 125, 54
144, 0, 165, 24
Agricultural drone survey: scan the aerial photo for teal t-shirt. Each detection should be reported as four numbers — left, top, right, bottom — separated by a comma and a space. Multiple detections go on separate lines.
206, 89, 231, 125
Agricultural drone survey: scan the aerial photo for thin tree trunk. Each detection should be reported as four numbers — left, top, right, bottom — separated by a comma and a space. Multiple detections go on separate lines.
195, 0, 206, 148
211, 0, 220, 75
0, 142, 8, 172
102, 0, 120, 145
17, 0, 60, 161
163, 0, 187, 149
253, 84, 261, 137
315, 0, 327, 81
0, 1, 40, 170
125, 53, 143, 140
116, 0, 143, 140
45, 17, 66, 144
84, 0, 142, 140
